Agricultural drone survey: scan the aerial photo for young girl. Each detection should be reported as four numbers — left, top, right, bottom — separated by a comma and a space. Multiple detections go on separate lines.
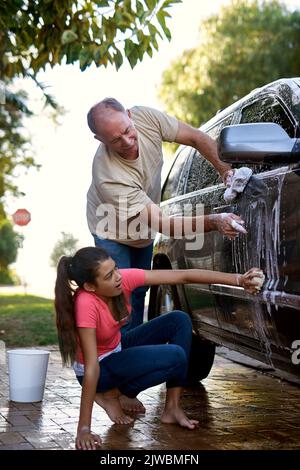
54, 246, 264, 451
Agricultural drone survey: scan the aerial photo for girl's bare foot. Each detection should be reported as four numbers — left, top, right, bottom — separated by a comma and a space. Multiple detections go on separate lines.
119, 395, 146, 413
161, 407, 199, 430
95, 392, 133, 424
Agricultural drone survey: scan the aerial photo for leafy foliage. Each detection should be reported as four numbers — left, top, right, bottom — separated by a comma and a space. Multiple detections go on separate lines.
0, 86, 38, 203
0, 268, 20, 285
0, 219, 23, 284
159, 0, 300, 127
0, 219, 23, 269
0, 0, 181, 75
50, 231, 79, 268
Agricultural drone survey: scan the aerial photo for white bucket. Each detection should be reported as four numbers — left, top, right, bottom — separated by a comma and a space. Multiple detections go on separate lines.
7, 349, 50, 402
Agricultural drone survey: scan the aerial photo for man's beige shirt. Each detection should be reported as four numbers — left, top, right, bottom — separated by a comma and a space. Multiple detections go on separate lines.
86, 106, 179, 247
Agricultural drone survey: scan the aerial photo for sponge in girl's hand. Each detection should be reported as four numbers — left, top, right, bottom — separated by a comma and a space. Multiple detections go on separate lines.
252, 272, 265, 292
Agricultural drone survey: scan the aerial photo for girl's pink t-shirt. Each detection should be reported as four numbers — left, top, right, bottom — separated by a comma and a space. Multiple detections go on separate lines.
74, 268, 146, 364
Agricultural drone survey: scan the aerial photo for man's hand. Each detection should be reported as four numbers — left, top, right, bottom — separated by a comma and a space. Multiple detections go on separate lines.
211, 213, 247, 238
221, 168, 235, 187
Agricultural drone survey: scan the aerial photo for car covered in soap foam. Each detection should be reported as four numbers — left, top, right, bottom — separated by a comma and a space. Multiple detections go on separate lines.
148, 78, 300, 384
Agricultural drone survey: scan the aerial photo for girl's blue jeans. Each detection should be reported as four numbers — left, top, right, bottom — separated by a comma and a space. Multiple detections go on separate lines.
76, 311, 192, 397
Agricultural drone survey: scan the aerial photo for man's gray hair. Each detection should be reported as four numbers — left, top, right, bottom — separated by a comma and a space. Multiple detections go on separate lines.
87, 98, 125, 134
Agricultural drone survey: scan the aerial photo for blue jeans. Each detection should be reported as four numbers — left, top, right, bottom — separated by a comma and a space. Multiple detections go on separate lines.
92, 234, 153, 332
76, 311, 192, 397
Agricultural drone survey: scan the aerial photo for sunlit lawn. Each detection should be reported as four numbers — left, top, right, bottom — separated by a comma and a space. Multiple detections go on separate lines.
0, 295, 58, 347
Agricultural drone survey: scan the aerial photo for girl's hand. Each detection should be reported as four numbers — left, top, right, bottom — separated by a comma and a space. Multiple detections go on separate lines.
76, 426, 101, 450
239, 268, 265, 294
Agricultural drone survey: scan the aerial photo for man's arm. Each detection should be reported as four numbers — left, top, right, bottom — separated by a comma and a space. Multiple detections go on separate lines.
174, 121, 233, 185
138, 203, 246, 239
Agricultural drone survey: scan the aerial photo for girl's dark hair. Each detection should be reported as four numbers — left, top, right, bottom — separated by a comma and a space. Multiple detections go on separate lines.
54, 246, 127, 366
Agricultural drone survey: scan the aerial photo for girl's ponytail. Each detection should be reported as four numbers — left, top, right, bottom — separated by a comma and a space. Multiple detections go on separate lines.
54, 256, 77, 366
54, 246, 125, 366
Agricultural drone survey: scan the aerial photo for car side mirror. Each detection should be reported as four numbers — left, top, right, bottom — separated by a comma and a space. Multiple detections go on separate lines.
219, 123, 300, 164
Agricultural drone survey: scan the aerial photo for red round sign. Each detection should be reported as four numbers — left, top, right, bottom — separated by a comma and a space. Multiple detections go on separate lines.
12, 208, 31, 226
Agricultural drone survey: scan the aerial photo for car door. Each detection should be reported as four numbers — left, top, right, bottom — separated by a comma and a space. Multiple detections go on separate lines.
212, 91, 300, 369
178, 114, 235, 339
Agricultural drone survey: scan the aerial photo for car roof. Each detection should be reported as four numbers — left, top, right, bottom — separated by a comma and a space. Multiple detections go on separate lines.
200, 77, 300, 131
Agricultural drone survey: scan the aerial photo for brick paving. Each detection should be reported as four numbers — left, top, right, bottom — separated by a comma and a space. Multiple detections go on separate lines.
0, 345, 300, 450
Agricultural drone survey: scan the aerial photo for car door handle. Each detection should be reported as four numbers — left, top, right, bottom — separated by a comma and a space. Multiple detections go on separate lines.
212, 205, 236, 214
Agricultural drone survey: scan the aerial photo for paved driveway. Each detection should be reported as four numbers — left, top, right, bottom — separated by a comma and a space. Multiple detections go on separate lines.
1, 346, 300, 450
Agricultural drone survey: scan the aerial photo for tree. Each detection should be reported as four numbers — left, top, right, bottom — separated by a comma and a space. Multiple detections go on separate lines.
0, 0, 180, 276
0, 89, 38, 205
0, 0, 181, 204
50, 232, 79, 268
159, 0, 300, 127
0, 219, 23, 284
0, 0, 181, 76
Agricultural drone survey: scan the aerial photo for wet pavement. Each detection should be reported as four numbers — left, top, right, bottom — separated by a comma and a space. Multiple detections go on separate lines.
0, 345, 300, 451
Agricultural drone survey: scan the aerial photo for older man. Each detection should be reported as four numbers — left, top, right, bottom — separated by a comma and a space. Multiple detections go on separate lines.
86, 98, 243, 331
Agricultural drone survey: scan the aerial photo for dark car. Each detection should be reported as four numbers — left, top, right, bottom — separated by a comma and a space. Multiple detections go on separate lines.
148, 77, 300, 384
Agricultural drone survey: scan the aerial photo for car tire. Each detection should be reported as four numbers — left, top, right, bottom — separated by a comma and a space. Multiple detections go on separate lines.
155, 284, 180, 314
187, 334, 216, 385
148, 283, 181, 319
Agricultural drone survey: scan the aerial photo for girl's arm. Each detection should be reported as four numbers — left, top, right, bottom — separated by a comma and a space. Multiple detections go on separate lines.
76, 327, 101, 450
144, 267, 264, 294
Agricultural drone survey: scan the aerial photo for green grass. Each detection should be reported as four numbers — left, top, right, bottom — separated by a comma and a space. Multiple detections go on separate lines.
0, 295, 58, 347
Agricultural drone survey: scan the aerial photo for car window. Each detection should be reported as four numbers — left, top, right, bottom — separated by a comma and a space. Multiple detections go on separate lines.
185, 115, 233, 193
240, 95, 295, 137
206, 114, 235, 140
161, 146, 192, 201
239, 95, 296, 172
